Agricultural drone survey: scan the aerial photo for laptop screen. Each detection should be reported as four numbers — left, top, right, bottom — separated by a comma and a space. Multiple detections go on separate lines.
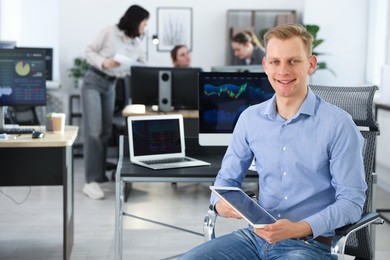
131, 118, 182, 156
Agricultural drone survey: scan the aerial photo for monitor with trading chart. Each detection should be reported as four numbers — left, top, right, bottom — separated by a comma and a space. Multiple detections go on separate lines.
198, 72, 274, 146
0, 48, 46, 128
131, 66, 202, 111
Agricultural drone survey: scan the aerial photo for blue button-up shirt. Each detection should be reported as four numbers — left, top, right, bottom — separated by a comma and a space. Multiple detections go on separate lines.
211, 87, 367, 237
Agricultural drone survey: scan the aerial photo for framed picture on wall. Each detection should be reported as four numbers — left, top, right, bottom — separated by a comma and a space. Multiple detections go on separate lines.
157, 7, 192, 52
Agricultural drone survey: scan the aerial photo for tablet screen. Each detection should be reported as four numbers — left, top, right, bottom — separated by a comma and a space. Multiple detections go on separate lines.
211, 186, 276, 228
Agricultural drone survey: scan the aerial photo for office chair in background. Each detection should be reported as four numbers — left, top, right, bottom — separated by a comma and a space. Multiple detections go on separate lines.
203, 85, 384, 259
7, 106, 40, 125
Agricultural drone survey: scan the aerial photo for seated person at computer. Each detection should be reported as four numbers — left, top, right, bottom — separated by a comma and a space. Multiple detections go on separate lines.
231, 30, 265, 65
179, 24, 366, 259
171, 45, 191, 68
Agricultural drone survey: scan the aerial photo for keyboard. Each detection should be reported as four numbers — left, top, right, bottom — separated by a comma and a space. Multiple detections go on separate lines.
0, 127, 36, 134
142, 157, 191, 165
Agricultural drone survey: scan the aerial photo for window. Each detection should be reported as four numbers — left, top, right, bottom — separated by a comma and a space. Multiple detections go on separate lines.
366, 0, 389, 84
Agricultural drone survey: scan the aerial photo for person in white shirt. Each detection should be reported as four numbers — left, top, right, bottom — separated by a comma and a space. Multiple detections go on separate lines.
81, 5, 149, 200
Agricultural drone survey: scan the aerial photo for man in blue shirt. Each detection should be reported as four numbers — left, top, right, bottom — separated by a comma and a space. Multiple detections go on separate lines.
180, 24, 366, 259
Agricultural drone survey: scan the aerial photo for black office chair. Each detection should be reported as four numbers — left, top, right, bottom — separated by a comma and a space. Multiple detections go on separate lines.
107, 76, 131, 179
7, 106, 40, 125
203, 85, 384, 259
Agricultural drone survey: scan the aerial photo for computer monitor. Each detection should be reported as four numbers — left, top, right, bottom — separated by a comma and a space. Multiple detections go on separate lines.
0, 48, 46, 128
198, 72, 274, 146
131, 66, 202, 110
211, 65, 264, 73
16, 47, 53, 81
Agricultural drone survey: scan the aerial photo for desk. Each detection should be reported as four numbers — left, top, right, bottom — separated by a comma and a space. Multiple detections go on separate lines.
0, 126, 78, 260
114, 136, 258, 260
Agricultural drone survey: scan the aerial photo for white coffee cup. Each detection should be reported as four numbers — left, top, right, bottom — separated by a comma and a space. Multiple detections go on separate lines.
51, 113, 66, 133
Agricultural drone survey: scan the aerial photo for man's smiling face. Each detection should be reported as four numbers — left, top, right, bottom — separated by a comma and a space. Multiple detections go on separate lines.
262, 36, 317, 100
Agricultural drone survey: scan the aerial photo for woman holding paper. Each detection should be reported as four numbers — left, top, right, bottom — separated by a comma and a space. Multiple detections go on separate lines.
81, 5, 149, 200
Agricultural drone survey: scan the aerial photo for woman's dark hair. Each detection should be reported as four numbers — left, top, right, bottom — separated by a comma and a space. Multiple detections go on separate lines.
117, 5, 149, 38
170, 45, 186, 61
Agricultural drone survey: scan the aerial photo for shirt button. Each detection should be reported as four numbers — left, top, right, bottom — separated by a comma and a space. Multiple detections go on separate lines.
284, 196, 288, 200
282, 146, 286, 151
278, 213, 281, 218
283, 172, 287, 176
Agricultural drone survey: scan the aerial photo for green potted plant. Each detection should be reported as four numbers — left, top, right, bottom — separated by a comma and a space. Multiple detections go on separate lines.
304, 24, 336, 76
68, 57, 90, 88
46, 113, 53, 131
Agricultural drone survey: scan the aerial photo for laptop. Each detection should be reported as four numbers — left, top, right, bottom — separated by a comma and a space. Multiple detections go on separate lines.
127, 114, 210, 170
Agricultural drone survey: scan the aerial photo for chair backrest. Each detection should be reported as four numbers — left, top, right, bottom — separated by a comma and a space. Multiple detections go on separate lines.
310, 85, 379, 259
7, 106, 40, 125
309, 85, 378, 131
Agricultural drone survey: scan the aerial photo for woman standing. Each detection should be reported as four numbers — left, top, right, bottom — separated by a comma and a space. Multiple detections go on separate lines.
82, 5, 149, 199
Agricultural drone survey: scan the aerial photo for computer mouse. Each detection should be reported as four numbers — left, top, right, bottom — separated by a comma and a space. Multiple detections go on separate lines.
32, 131, 45, 139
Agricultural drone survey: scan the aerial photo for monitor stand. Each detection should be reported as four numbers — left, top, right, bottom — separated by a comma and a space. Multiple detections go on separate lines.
158, 70, 173, 112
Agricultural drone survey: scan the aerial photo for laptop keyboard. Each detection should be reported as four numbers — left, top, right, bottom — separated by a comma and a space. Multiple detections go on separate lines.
142, 157, 191, 165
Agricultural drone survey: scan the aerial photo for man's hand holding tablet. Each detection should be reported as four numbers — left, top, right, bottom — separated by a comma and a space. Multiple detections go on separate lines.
210, 186, 277, 228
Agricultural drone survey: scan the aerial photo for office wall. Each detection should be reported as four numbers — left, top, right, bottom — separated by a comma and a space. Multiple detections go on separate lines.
56, 0, 369, 88
304, 0, 369, 86
57, 0, 305, 88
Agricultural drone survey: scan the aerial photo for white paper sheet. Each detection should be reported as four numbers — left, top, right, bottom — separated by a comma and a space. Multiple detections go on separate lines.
109, 54, 134, 74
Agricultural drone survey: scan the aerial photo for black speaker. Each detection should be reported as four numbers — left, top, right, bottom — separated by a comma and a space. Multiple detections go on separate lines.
158, 70, 172, 112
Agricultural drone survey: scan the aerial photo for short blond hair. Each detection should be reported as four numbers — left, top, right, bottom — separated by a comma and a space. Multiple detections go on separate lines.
263, 24, 313, 56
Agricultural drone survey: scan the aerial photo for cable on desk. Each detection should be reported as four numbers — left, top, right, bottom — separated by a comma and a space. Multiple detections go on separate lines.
0, 186, 32, 204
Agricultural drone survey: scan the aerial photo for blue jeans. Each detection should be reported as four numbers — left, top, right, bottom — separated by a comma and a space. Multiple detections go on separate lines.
179, 228, 336, 260
81, 69, 116, 183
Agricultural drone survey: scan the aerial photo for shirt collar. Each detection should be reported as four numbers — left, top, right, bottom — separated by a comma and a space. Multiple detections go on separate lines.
264, 86, 316, 120
299, 87, 316, 116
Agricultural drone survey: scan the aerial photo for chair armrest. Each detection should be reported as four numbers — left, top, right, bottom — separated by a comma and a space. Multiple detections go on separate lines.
335, 212, 384, 236
331, 212, 384, 257
203, 205, 218, 241
203, 190, 257, 241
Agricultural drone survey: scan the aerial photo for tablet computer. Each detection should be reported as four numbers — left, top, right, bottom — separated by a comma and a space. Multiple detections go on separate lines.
210, 186, 277, 228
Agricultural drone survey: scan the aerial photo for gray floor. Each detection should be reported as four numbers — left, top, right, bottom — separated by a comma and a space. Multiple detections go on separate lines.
0, 156, 389, 260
